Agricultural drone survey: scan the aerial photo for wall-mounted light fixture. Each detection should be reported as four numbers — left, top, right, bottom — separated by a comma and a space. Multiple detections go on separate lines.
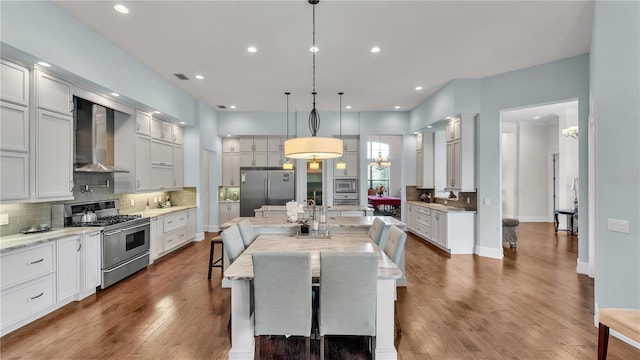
562, 125, 578, 139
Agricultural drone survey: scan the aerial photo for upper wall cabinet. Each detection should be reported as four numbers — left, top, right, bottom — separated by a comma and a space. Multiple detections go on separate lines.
34, 71, 73, 116
222, 138, 240, 153
151, 117, 173, 142
445, 114, 476, 192
136, 110, 151, 136
172, 125, 183, 145
1, 59, 29, 106
416, 132, 435, 189
240, 137, 268, 152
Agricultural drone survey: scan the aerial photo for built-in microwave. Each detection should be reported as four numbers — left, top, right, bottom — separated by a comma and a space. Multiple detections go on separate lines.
335, 178, 358, 193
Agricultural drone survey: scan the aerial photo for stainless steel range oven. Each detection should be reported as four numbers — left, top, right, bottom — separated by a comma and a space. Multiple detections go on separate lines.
54, 200, 150, 289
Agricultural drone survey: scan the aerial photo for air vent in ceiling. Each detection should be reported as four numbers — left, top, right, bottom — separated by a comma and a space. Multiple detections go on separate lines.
174, 73, 189, 80
217, 105, 227, 110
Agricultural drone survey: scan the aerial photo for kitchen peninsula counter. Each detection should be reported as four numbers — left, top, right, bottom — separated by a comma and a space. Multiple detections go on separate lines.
126, 205, 196, 218
406, 200, 477, 213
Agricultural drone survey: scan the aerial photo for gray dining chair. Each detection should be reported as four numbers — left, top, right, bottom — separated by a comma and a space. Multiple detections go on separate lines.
221, 224, 245, 265
253, 252, 312, 360
237, 219, 257, 247
368, 217, 385, 248
319, 252, 378, 360
382, 225, 407, 265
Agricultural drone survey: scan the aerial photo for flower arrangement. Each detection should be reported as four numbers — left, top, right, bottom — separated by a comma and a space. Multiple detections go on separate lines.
375, 184, 386, 196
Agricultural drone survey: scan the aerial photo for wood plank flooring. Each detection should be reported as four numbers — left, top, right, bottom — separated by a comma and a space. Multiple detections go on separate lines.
1, 222, 638, 359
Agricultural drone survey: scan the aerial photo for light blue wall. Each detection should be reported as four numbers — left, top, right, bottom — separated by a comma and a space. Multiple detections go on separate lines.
0, 1, 196, 124
478, 55, 590, 258
591, 0, 640, 310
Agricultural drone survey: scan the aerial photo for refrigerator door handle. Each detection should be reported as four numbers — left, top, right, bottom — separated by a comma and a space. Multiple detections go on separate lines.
266, 178, 271, 201
264, 178, 268, 202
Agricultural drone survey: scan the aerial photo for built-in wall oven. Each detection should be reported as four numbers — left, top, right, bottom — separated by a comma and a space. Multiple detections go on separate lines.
54, 200, 150, 289
334, 178, 359, 205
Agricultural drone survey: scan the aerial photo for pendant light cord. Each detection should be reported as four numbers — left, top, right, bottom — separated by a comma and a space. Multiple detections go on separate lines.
308, 2, 320, 137
285, 92, 290, 140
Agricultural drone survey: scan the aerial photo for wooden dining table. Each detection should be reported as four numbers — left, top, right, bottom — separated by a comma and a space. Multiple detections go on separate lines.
223, 233, 402, 360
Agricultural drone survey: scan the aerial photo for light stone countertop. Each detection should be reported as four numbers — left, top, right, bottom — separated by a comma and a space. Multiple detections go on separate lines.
0, 227, 102, 253
254, 205, 372, 213
224, 233, 402, 281
221, 215, 406, 230
125, 205, 196, 218
406, 201, 477, 213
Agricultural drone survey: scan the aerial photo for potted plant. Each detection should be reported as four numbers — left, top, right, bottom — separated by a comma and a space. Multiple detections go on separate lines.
298, 219, 310, 234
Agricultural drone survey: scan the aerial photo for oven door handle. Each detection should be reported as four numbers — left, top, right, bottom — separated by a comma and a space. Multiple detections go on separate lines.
120, 223, 149, 232
104, 229, 122, 236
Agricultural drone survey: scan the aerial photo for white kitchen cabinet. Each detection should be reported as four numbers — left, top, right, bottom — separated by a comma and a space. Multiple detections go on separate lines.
1, 60, 30, 201
267, 137, 285, 152
150, 165, 173, 190
151, 139, 173, 166
57, 235, 80, 303
1, 59, 29, 106
172, 125, 184, 145
222, 138, 240, 153
240, 137, 268, 152
240, 151, 267, 167
268, 152, 286, 167
1, 101, 29, 152
79, 231, 101, 298
0, 151, 29, 201
222, 152, 240, 186
156, 209, 196, 258
219, 202, 240, 225
34, 70, 73, 116
430, 210, 446, 249
151, 117, 173, 142
334, 136, 358, 177
416, 150, 424, 187
0, 274, 55, 336
173, 145, 184, 189
186, 208, 196, 240
136, 110, 151, 136
342, 137, 359, 152
150, 217, 160, 262
1, 242, 55, 290
333, 151, 358, 177
445, 114, 475, 192
135, 135, 151, 191
33, 108, 73, 200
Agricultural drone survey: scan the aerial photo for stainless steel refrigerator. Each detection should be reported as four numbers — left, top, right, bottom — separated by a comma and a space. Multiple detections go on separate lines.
239, 168, 295, 217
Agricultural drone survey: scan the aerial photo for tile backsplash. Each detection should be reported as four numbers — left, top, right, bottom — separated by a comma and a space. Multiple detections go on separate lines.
0, 186, 197, 237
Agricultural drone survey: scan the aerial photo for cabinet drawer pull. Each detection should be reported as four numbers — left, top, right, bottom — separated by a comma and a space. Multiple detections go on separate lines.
167, 220, 173, 224
179, 234, 184, 238
27, 292, 44, 301
27, 258, 44, 265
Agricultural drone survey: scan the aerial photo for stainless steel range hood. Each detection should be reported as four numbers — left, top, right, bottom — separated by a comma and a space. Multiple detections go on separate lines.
74, 97, 129, 173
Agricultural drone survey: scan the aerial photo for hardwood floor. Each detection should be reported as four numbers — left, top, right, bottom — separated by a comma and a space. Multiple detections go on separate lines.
1, 223, 638, 359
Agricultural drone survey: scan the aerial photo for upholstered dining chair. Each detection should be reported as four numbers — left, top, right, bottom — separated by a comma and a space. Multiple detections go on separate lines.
253, 252, 312, 360
319, 252, 378, 360
237, 219, 257, 247
368, 217, 386, 248
382, 226, 407, 265
221, 224, 245, 265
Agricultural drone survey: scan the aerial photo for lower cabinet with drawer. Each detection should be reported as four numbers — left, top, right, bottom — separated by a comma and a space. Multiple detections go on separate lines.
407, 204, 475, 254
153, 209, 196, 260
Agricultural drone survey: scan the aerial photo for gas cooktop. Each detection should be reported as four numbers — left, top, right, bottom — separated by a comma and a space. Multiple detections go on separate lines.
70, 215, 144, 227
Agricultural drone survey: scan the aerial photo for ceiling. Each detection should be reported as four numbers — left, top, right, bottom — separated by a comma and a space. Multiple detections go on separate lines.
52, 1, 594, 113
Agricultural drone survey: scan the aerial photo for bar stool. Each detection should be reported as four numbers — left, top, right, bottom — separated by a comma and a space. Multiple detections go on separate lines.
208, 235, 224, 279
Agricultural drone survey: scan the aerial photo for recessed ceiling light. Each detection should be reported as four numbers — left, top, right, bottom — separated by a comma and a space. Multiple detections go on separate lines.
179, 121, 186, 125
310, 46, 319, 53
370, 47, 381, 54
229, 105, 237, 109
154, 111, 161, 114
247, 46, 257, 53
111, 92, 120, 97
534, 116, 541, 119
226, 134, 232, 137
394, 106, 400, 109
195, 74, 204, 80
345, 105, 352, 109
413, 132, 419, 135
427, 125, 433, 129
37, 61, 51, 67
113, 4, 129, 14
415, 86, 423, 91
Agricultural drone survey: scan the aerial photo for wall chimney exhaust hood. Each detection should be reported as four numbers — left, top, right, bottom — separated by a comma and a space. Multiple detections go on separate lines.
74, 97, 129, 173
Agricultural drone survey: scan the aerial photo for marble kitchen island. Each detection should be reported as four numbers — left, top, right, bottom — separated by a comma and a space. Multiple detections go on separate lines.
220, 215, 408, 286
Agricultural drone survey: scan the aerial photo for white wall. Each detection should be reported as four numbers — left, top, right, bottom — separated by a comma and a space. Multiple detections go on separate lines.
518, 124, 551, 222
558, 109, 579, 212
501, 124, 517, 218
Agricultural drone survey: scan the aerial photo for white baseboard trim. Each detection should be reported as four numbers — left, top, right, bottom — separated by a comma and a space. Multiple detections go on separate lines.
518, 216, 548, 222
611, 329, 640, 350
475, 245, 503, 259
576, 259, 589, 275
204, 225, 221, 232
194, 232, 205, 241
